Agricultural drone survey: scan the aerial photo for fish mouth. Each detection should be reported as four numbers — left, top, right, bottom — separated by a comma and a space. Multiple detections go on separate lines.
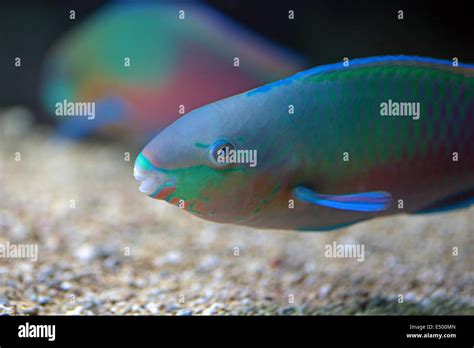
133, 165, 175, 198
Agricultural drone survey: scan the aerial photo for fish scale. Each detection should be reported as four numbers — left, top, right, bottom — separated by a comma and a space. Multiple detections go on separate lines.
306, 65, 473, 173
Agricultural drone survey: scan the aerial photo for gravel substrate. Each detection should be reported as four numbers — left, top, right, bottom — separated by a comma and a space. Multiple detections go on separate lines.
1, 110, 473, 315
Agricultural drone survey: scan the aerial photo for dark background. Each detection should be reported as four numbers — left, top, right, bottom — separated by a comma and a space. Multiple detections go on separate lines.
1, 0, 473, 121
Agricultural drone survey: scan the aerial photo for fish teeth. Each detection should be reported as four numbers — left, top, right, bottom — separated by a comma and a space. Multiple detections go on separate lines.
134, 165, 169, 195
133, 167, 149, 181
139, 177, 161, 194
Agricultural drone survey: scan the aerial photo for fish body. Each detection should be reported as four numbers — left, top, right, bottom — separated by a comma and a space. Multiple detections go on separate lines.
134, 56, 474, 231
41, 2, 305, 140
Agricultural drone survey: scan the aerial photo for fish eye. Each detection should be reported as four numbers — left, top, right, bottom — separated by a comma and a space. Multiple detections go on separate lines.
209, 139, 235, 168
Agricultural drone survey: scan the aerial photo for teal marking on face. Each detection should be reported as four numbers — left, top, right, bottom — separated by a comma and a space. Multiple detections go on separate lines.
195, 142, 209, 149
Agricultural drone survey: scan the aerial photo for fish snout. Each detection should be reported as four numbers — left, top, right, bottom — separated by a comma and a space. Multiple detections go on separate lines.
133, 165, 174, 199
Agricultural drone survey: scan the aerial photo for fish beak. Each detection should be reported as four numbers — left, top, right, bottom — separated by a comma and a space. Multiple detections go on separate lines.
133, 164, 174, 198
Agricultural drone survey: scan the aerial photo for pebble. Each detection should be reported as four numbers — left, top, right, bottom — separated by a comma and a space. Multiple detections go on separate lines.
37, 296, 51, 305
193, 297, 208, 305
421, 298, 432, 307
431, 289, 446, 298
80, 294, 101, 310
104, 289, 133, 302
36, 266, 55, 283
104, 257, 121, 270
165, 303, 180, 312
130, 278, 147, 289
144, 302, 160, 314
59, 281, 72, 291
319, 284, 332, 299
277, 306, 296, 315
404, 292, 417, 302
241, 298, 252, 306
202, 303, 225, 315
130, 304, 142, 313
20, 306, 40, 315
0, 304, 14, 315
153, 250, 182, 266
204, 288, 214, 299
74, 245, 96, 262
176, 309, 193, 316
65, 307, 83, 315
303, 261, 317, 273
197, 255, 220, 272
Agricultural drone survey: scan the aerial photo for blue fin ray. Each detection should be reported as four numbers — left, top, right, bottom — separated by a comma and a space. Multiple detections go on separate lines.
293, 186, 392, 212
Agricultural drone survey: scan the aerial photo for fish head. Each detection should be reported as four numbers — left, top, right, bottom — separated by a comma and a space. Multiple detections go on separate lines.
134, 95, 291, 224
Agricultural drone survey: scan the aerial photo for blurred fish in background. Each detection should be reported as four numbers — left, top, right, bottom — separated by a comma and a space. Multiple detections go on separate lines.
40, 0, 306, 142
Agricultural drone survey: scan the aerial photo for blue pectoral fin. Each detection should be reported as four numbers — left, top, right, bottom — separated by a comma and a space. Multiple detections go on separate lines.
293, 186, 392, 212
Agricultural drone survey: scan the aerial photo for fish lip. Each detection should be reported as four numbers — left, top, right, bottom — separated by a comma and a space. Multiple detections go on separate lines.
133, 166, 174, 197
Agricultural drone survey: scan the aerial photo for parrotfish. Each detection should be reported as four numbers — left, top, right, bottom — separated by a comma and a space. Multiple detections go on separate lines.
41, 1, 305, 140
134, 56, 474, 231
